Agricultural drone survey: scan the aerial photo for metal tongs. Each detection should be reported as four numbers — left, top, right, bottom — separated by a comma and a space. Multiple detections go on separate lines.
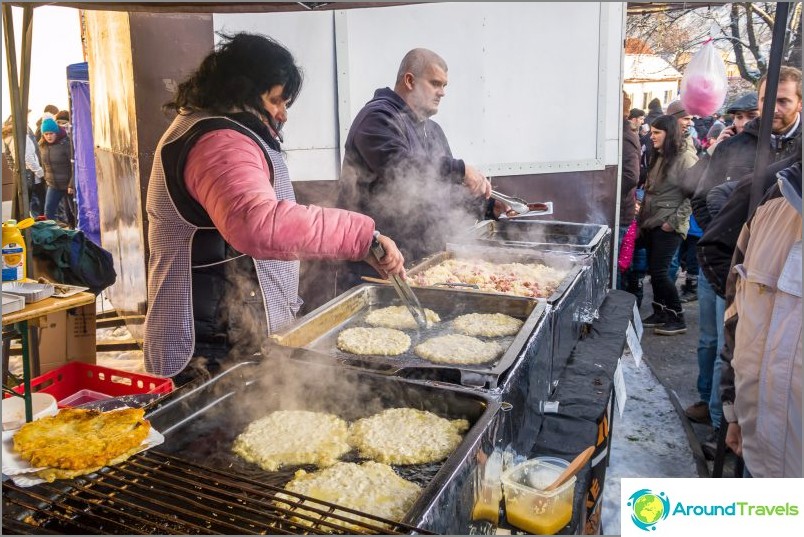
490, 189, 529, 215
370, 236, 428, 331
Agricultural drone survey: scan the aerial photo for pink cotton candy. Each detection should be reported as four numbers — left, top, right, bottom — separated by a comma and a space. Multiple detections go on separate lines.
681, 73, 727, 116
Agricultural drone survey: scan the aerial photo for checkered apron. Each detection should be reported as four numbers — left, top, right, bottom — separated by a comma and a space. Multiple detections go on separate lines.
144, 112, 301, 377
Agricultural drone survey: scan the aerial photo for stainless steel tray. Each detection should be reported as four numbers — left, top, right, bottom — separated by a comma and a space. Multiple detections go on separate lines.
457, 219, 609, 253
271, 284, 548, 389
406, 244, 584, 305
146, 357, 503, 535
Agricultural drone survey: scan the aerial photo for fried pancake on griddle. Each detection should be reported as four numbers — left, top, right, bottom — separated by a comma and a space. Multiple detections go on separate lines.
13, 407, 150, 471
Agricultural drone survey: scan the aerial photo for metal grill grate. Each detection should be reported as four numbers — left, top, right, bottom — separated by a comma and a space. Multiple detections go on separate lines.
2, 451, 434, 535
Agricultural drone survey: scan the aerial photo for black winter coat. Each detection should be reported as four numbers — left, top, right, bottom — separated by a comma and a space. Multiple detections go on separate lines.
697, 144, 802, 297
39, 131, 72, 190
691, 117, 801, 231
620, 120, 640, 226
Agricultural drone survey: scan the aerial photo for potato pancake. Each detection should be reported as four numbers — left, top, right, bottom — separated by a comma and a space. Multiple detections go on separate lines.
414, 334, 503, 364
452, 313, 524, 337
336, 327, 410, 356
349, 408, 469, 465
12, 408, 150, 472
279, 461, 420, 530
232, 410, 350, 471
364, 305, 441, 330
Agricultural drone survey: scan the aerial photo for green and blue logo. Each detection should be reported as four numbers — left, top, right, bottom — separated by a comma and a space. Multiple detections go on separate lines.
628, 489, 671, 531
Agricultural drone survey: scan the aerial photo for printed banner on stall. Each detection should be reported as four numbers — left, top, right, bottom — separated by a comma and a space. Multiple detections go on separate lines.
621, 478, 803, 535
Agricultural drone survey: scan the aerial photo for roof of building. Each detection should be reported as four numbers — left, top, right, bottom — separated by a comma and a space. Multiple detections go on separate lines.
624, 54, 683, 82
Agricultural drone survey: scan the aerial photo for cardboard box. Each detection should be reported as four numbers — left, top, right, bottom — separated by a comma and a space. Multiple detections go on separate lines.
36, 303, 97, 374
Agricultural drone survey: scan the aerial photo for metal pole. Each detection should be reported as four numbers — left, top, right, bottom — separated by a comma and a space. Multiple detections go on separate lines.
3, 4, 30, 222
749, 2, 791, 214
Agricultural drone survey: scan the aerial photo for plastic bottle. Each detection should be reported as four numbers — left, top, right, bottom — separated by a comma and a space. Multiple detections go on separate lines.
2, 218, 34, 282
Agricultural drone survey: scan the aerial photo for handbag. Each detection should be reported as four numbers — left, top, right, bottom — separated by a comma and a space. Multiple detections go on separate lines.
618, 219, 638, 273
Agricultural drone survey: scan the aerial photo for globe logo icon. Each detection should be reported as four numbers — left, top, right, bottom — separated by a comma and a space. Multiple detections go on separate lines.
627, 489, 670, 531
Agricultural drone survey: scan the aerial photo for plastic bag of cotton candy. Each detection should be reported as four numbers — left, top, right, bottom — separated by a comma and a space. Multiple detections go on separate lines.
680, 40, 728, 117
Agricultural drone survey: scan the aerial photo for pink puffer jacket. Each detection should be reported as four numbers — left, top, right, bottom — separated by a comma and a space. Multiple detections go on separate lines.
185, 129, 374, 261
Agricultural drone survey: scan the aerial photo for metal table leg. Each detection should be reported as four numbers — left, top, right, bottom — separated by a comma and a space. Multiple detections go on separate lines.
15, 320, 32, 422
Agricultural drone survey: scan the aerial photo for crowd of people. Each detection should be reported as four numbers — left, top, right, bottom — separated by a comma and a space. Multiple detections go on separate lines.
2, 104, 76, 227
619, 66, 802, 478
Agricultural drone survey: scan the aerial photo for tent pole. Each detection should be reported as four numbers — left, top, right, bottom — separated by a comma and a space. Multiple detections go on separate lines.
2, 4, 34, 272
749, 2, 791, 214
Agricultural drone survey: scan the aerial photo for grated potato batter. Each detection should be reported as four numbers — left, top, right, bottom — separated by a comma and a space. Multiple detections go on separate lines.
336, 326, 411, 356
349, 408, 469, 465
414, 334, 503, 364
364, 305, 441, 329
452, 312, 524, 337
278, 461, 421, 531
232, 410, 350, 471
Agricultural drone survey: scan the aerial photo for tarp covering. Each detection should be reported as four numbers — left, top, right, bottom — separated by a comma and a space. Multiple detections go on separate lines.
67, 62, 101, 246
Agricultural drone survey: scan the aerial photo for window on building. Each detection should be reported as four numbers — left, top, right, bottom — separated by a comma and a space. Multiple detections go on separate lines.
665, 90, 674, 105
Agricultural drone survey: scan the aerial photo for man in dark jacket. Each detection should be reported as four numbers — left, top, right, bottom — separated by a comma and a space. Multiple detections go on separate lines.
618, 94, 640, 293
698, 66, 802, 297
337, 48, 491, 289
645, 97, 663, 126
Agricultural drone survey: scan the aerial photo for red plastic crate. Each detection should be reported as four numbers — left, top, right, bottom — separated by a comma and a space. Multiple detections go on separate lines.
10, 362, 173, 407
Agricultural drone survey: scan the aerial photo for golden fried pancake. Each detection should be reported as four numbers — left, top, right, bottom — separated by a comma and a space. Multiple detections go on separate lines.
364, 305, 441, 330
349, 408, 469, 465
452, 313, 524, 337
232, 410, 350, 471
414, 334, 503, 364
336, 327, 410, 356
279, 461, 420, 530
13, 408, 150, 471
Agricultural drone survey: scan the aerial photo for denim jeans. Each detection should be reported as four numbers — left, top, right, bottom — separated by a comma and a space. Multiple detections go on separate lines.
44, 186, 67, 221
697, 268, 725, 428
639, 227, 683, 313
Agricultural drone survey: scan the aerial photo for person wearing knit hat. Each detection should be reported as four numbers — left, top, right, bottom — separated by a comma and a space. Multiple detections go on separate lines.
38, 114, 73, 224
40, 118, 59, 134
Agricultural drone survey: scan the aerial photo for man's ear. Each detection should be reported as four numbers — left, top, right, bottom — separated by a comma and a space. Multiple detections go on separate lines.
404, 72, 415, 91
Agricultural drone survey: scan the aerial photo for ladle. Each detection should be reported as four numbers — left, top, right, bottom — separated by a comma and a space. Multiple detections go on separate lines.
543, 445, 595, 492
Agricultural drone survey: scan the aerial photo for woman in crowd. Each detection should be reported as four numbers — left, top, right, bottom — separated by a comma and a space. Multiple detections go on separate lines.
638, 114, 697, 336
144, 33, 405, 382
38, 117, 74, 223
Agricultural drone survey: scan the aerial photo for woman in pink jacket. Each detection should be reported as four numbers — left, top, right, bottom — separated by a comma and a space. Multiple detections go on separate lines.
144, 33, 405, 382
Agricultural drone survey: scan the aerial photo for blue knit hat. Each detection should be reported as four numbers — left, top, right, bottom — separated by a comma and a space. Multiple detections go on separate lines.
41, 118, 59, 134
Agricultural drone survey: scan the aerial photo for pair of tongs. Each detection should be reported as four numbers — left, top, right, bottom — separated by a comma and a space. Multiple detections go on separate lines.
370, 237, 428, 331
490, 189, 529, 215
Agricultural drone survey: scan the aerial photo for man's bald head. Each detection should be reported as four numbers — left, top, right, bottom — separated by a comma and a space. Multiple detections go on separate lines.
394, 48, 449, 120
395, 48, 448, 85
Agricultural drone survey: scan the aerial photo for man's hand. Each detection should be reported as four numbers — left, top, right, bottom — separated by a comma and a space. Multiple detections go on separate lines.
463, 165, 491, 199
67, 187, 74, 195
363, 233, 406, 280
715, 125, 736, 145
661, 222, 673, 232
725, 422, 742, 457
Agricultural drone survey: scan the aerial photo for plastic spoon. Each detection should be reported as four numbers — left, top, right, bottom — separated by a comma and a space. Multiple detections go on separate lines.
543, 446, 595, 492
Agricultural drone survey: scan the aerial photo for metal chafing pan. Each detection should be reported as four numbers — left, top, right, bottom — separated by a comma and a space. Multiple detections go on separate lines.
145, 356, 503, 535
405, 244, 584, 305
457, 219, 610, 253
271, 284, 548, 390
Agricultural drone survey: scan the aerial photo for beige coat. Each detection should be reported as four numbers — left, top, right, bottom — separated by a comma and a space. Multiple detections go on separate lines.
724, 193, 802, 477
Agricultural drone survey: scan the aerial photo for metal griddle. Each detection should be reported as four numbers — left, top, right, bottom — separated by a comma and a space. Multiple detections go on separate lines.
270, 284, 548, 389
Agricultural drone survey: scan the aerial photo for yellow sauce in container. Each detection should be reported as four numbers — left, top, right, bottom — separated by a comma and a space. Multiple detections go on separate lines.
505, 497, 573, 535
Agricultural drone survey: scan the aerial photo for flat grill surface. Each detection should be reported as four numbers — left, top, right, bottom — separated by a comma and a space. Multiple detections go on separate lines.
2, 451, 433, 535
272, 285, 546, 388
459, 220, 608, 251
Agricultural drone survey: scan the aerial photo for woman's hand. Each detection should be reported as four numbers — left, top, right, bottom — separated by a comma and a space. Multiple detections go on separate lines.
725, 422, 742, 457
67, 187, 74, 195
363, 234, 406, 280
661, 222, 673, 232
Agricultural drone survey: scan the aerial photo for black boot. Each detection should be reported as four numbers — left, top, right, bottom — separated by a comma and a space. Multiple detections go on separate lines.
655, 309, 687, 335
679, 275, 698, 303
641, 303, 667, 327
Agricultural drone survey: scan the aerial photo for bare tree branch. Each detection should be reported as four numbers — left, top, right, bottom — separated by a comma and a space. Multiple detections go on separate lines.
751, 2, 775, 27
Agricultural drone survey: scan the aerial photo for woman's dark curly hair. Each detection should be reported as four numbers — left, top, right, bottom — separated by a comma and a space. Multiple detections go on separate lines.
165, 32, 303, 123
648, 114, 682, 169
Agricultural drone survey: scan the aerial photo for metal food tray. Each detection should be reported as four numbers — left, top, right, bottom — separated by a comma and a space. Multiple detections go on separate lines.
271, 284, 548, 390
458, 219, 609, 253
405, 244, 584, 305
146, 357, 503, 535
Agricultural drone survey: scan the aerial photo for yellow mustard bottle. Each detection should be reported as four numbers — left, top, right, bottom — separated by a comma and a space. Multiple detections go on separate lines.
2, 218, 35, 282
